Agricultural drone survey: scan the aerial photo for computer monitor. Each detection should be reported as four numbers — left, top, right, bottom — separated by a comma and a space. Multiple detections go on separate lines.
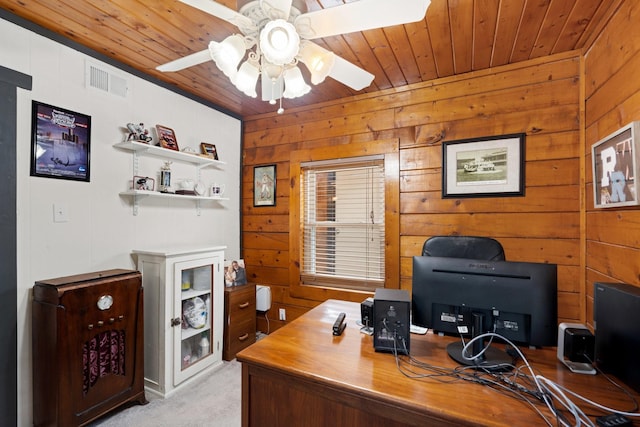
412, 256, 557, 369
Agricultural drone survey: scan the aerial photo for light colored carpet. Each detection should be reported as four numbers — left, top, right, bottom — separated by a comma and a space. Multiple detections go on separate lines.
89, 359, 241, 427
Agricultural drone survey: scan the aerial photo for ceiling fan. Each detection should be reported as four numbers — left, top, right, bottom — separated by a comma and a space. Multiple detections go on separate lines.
157, 0, 430, 112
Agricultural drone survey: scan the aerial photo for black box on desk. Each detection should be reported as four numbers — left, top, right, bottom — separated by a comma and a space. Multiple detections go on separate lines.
373, 288, 410, 354
594, 282, 640, 393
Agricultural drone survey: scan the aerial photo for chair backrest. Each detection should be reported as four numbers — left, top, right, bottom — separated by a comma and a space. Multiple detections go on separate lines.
421, 236, 505, 261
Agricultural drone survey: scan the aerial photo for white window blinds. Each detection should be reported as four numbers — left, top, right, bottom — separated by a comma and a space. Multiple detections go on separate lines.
301, 157, 385, 291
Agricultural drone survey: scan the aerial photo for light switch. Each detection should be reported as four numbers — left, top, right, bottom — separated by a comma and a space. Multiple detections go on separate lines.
53, 203, 69, 223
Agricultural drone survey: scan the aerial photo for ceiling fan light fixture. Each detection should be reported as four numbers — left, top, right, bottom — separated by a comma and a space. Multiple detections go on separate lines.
262, 61, 284, 81
233, 60, 260, 97
299, 41, 335, 85
208, 35, 247, 78
260, 19, 300, 65
282, 66, 310, 99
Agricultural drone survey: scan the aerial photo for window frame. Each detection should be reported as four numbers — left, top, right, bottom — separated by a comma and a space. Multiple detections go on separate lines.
289, 139, 400, 302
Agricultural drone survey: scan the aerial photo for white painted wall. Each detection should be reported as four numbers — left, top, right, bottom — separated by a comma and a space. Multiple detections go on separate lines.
1, 17, 242, 426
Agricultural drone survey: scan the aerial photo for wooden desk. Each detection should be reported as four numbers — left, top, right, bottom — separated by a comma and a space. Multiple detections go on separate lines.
237, 299, 637, 426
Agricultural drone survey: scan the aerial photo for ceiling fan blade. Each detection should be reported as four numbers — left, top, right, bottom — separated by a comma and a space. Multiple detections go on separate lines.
295, 0, 430, 40
180, 0, 255, 32
260, 0, 293, 21
328, 55, 374, 91
156, 49, 211, 72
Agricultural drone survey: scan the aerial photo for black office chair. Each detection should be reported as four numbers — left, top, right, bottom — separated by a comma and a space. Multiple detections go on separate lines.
421, 235, 505, 261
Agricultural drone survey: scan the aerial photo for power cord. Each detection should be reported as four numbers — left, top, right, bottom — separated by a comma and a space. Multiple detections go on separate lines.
391, 331, 640, 427
263, 310, 270, 334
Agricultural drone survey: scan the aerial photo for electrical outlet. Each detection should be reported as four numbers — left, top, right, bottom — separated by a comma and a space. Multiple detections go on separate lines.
279, 308, 286, 321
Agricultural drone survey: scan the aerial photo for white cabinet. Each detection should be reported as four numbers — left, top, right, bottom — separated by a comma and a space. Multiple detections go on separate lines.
133, 246, 226, 398
115, 141, 229, 215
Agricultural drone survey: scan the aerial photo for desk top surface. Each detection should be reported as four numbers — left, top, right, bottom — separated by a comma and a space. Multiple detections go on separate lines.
237, 299, 638, 426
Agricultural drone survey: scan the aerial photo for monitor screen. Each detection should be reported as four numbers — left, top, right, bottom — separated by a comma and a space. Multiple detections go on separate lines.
412, 256, 557, 368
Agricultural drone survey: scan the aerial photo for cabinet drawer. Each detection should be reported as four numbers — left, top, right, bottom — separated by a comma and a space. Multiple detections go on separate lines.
229, 302, 256, 323
227, 324, 256, 357
227, 315, 255, 338
228, 290, 255, 308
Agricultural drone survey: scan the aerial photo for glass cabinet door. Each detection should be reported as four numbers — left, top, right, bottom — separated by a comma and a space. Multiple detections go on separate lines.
173, 257, 217, 385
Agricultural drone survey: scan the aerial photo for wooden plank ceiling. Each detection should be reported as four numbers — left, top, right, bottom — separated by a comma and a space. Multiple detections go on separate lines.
0, 0, 615, 119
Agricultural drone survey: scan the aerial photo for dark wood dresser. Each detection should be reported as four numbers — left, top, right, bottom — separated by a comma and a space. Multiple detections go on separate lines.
223, 283, 256, 361
32, 269, 147, 426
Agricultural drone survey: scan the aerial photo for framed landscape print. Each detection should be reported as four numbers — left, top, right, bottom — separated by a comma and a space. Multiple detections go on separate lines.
442, 133, 525, 198
30, 101, 91, 182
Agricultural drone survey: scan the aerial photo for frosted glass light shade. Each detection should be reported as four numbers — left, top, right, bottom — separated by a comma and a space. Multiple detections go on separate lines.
234, 60, 260, 98
260, 19, 300, 65
299, 41, 336, 85
208, 35, 246, 78
283, 66, 310, 99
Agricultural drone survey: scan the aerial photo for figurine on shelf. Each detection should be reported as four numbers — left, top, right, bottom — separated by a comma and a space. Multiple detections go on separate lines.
126, 122, 153, 143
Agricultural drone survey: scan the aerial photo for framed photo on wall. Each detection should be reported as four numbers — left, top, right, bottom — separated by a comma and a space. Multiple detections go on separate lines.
592, 121, 640, 208
254, 164, 276, 206
442, 133, 525, 198
156, 124, 179, 151
30, 101, 91, 182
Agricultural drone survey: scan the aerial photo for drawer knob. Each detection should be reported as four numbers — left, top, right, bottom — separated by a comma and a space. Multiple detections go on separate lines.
238, 333, 249, 341
238, 302, 250, 309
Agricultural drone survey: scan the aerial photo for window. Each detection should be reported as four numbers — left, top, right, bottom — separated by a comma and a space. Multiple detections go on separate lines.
289, 139, 399, 301
300, 156, 385, 291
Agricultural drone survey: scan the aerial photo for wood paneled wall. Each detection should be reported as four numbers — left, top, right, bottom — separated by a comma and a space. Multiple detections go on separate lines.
584, 0, 640, 327
243, 51, 583, 333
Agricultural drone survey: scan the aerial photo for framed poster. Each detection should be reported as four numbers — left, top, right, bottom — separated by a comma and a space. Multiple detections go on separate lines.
30, 101, 91, 182
442, 133, 525, 198
254, 164, 276, 206
592, 121, 640, 208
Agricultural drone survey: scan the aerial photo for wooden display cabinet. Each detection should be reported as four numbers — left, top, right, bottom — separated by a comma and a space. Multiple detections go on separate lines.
32, 269, 146, 426
223, 283, 256, 360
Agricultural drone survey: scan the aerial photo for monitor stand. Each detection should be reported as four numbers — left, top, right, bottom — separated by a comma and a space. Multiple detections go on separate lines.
446, 312, 513, 371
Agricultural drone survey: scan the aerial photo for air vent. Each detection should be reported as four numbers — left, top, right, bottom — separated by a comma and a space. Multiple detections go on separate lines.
86, 62, 129, 98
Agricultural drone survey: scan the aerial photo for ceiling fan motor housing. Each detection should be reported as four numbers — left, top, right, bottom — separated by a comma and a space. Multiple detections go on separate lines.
260, 19, 300, 65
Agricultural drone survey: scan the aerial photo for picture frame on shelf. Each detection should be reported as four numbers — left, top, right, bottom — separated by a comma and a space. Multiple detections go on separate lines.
254, 164, 276, 206
592, 121, 640, 208
156, 124, 179, 151
442, 133, 525, 198
133, 175, 155, 191
200, 142, 219, 160
160, 161, 172, 193
224, 259, 247, 287
30, 101, 91, 182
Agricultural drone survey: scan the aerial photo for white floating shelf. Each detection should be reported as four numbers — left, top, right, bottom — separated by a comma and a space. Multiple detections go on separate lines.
120, 190, 229, 202
114, 140, 226, 168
